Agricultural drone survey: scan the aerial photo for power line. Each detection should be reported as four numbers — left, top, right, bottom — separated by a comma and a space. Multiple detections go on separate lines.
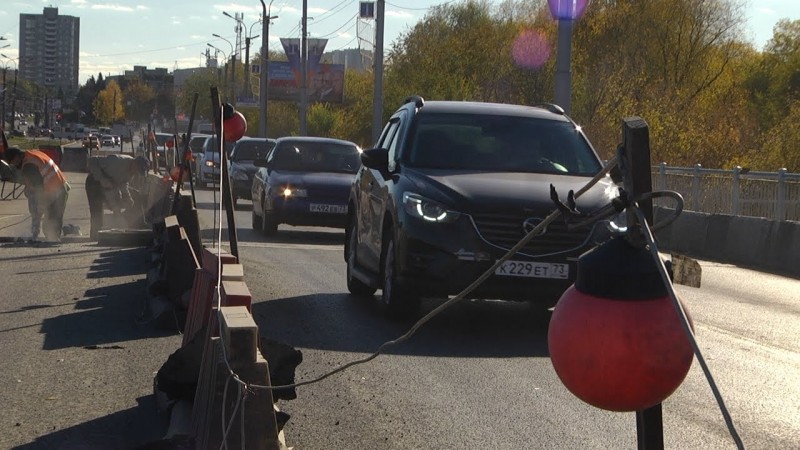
311, 0, 355, 23
385, 0, 453, 10
316, 14, 357, 39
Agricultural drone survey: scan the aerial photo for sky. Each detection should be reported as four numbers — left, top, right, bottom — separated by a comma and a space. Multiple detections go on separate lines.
0, 0, 799, 85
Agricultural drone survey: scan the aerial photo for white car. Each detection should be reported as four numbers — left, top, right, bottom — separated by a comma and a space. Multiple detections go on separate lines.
101, 135, 115, 147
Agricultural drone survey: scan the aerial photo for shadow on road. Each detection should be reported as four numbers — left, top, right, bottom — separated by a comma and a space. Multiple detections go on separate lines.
11, 395, 167, 450
252, 293, 551, 359
39, 247, 175, 350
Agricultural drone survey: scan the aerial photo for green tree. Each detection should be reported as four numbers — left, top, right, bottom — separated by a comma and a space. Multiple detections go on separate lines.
123, 80, 156, 123
176, 68, 219, 120
307, 103, 339, 137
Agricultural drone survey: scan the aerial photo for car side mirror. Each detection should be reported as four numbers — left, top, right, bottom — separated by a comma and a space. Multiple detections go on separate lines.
360, 147, 389, 171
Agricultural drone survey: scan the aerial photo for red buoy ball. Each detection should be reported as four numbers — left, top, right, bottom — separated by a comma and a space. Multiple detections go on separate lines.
223, 110, 247, 142
548, 285, 694, 412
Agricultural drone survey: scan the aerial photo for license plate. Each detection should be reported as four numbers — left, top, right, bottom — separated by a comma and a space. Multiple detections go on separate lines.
309, 203, 347, 214
495, 260, 569, 279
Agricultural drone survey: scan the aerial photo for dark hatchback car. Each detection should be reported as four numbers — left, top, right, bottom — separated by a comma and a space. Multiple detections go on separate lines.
251, 136, 362, 235
229, 137, 276, 207
345, 97, 620, 317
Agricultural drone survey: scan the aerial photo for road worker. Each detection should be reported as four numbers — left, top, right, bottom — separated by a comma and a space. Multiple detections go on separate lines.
85, 154, 149, 239
2, 146, 71, 242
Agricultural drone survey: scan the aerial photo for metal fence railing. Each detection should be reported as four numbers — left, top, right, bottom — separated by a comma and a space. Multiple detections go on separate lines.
652, 164, 800, 222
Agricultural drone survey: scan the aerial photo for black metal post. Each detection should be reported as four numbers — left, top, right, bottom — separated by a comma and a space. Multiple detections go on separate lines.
621, 116, 663, 450
210, 87, 239, 259
1, 68, 6, 130
172, 93, 199, 213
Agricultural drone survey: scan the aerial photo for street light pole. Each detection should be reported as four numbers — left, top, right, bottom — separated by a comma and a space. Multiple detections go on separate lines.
259, 0, 277, 138
300, 0, 308, 136
554, 18, 573, 115
244, 33, 259, 100
371, 0, 385, 145
548, 0, 587, 116
213, 34, 236, 105
208, 44, 229, 98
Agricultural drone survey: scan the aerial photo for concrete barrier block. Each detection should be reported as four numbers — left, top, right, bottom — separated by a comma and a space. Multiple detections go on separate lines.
765, 220, 800, 277
221, 306, 259, 367
726, 216, 771, 268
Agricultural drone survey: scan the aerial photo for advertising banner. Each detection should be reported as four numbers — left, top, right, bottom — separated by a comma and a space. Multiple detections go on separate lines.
264, 61, 345, 103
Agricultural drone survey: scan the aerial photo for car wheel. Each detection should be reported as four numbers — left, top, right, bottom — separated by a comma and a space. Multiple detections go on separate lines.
381, 234, 420, 319
251, 208, 262, 230
262, 214, 278, 235
347, 221, 377, 296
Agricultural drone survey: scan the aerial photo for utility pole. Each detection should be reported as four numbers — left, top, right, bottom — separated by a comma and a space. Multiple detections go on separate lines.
2, 68, 6, 130
371, 0, 385, 145
300, 0, 308, 136
259, 0, 277, 138
244, 36, 252, 100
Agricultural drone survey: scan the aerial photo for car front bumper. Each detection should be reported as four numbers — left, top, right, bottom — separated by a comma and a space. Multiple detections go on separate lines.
391, 213, 609, 303
267, 195, 348, 228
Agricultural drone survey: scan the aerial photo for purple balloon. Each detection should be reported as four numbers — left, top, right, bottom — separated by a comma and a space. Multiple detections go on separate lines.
548, 0, 589, 20
512, 30, 551, 70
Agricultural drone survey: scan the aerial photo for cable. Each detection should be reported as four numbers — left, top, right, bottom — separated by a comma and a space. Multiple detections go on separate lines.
244, 156, 620, 390
204, 153, 743, 448
632, 205, 744, 450
316, 17, 357, 39
385, 0, 454, 10
331, 36, 358, 51
310, 0, 357, 25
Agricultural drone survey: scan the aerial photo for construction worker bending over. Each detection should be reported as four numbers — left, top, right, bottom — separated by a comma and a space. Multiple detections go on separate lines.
2, 147, 71, 242
86, 154, 149, 239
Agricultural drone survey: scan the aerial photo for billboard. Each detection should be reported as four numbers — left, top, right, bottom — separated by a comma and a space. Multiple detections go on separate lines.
259, 61, 345, 103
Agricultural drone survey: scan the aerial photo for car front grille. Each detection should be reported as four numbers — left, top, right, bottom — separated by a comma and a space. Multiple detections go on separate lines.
469, 211, 593, 257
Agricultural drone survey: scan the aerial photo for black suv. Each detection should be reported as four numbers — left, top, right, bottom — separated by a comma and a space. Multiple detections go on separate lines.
344, 96, 620, 317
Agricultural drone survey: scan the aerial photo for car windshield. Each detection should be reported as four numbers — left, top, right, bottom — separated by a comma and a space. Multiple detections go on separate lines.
155, 133, 172, 145
204, 137, 234, 155
405, 113, 602, 175
189, 136, 208, 152
271, 141, 360, 173
231, 140, 275, 161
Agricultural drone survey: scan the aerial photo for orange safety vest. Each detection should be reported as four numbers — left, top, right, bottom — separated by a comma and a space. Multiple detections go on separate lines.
23, 150, 68, 194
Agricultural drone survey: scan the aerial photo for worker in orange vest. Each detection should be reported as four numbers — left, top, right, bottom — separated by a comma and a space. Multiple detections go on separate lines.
2, 147, 71, 241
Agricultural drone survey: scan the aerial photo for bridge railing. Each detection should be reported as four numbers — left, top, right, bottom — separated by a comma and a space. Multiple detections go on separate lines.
652, 164, 800, 222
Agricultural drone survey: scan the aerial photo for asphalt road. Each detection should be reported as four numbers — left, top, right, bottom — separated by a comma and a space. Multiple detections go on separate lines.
1, 174, 797, 449
192, 191, 800, 450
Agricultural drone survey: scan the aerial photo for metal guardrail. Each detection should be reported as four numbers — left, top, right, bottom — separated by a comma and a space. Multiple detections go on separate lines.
1, 181, 24, 200
652, 163, 800, 222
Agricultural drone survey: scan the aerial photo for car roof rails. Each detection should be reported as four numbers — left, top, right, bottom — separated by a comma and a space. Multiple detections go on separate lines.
533, 103, 565, 115
404, 95, 425, 108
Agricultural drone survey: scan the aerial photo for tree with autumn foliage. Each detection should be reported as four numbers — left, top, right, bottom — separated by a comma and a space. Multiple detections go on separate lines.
93, 80, 125, 125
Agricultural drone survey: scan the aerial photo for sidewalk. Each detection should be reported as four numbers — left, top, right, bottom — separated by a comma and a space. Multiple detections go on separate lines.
0, 170, 182, 449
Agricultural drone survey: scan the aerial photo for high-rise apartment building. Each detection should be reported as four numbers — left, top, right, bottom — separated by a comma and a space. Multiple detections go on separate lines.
19, 7, 80, 98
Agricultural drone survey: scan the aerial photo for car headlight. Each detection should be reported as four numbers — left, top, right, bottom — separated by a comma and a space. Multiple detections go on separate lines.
402, 192, 460, 223
280, 186, 307, 198
205, 160, 217, 168
607, 210, 628, 234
